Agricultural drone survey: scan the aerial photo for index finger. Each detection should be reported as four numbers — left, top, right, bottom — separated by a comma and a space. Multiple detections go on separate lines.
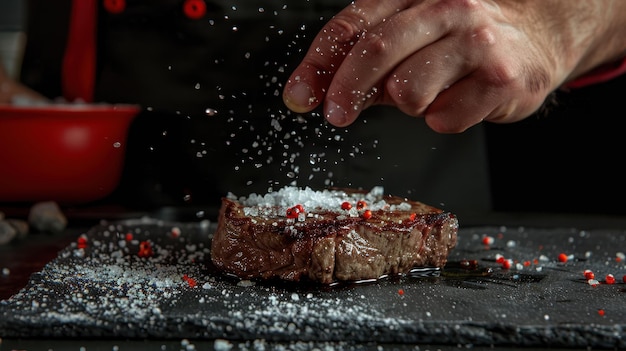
282, 0, 410, 115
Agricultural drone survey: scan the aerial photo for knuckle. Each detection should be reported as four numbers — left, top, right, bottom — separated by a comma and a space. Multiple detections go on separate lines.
455, 0, 482, 11
358, 30, 388, 57
437, 0, 483, 16
323, 11, 366, 45
484, 63, 520, 89
470, 26, 497, 47
385, 79, 429, 117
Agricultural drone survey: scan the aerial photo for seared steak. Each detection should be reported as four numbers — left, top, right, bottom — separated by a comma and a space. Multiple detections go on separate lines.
210, 186, 458, 284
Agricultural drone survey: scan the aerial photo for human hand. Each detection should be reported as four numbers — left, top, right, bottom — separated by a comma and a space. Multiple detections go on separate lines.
0, 64, 48, 105
283, 0, 626, 133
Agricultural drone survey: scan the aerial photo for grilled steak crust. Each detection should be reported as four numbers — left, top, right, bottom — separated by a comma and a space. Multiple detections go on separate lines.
210, 187, 458, 284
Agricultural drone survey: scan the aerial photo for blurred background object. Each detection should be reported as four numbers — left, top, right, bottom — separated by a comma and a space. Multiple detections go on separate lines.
0, 0, 26, 80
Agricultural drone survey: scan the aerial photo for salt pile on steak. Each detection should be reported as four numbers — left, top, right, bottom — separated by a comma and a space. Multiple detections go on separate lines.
211, 186, 458, 284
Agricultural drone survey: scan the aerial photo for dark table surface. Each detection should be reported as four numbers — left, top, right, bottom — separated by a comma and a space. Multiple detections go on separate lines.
1, 207, 626, 350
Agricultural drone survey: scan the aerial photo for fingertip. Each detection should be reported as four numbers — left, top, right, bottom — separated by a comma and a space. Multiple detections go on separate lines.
283, 81, 318, 114
325, 99, 354, 127
424, 113, 471, 134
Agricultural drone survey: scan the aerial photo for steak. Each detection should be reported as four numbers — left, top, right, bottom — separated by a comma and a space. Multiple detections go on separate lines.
210, 186, 458, 284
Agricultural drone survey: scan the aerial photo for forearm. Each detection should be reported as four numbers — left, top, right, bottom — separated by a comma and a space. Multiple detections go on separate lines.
562, 0, 626, 84
506, 0, 626, 85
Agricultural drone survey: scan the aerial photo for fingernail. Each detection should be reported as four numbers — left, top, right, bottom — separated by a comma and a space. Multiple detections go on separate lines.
284, 82, 316, 113
325, 100, 348, 126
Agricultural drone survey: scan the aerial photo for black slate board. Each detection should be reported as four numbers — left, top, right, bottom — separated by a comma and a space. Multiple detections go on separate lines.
1, 218, 625, 349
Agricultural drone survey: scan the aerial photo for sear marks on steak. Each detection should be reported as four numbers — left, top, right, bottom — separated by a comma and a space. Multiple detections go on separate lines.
210, 186, 458, 284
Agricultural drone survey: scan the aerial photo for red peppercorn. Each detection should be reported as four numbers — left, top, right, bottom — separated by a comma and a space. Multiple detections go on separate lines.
598, 309, 605, 316
398, 289, 404, 296
138, 241, 153, 258
557, 253, 568, 263
341, 201, 352, 210
125, 232, 133, 241
103, 0, 126, 14
362, 209, 372, 219
77, 235, 88, 249
583, 269, 595, 280
481, 236, 494, 246
286, 207, 297, 218
286, 204, 304, 218
356, 200, 367, 210
182, 274, 197, 288
182, 0, 206, 20
605, 274, 616, 285
409, 213, 416, 221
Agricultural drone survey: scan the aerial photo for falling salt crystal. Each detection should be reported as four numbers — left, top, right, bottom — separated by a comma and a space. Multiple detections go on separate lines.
194, 83, 200, 89
237, 280, 255, 287
2, 267, 9, 276
113, 142, 121, 148
205, 108, 218, 116
214, 339, 233, 351
544, 314, 550, 321
291, 293, 300, 301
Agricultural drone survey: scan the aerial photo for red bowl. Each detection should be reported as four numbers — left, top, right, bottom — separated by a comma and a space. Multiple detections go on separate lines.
0, 104, 140, 204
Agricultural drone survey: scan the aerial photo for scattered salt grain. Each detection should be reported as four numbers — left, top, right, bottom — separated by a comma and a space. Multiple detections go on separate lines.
237, 280, 255, 287
214, 339, 233, 351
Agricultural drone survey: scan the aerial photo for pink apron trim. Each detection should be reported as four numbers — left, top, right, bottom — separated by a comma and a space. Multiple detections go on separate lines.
565, 58, 626, 89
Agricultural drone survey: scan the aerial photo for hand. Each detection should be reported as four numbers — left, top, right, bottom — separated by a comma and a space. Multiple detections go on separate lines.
0, 64, 48, 104
283, 0, 626, 133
